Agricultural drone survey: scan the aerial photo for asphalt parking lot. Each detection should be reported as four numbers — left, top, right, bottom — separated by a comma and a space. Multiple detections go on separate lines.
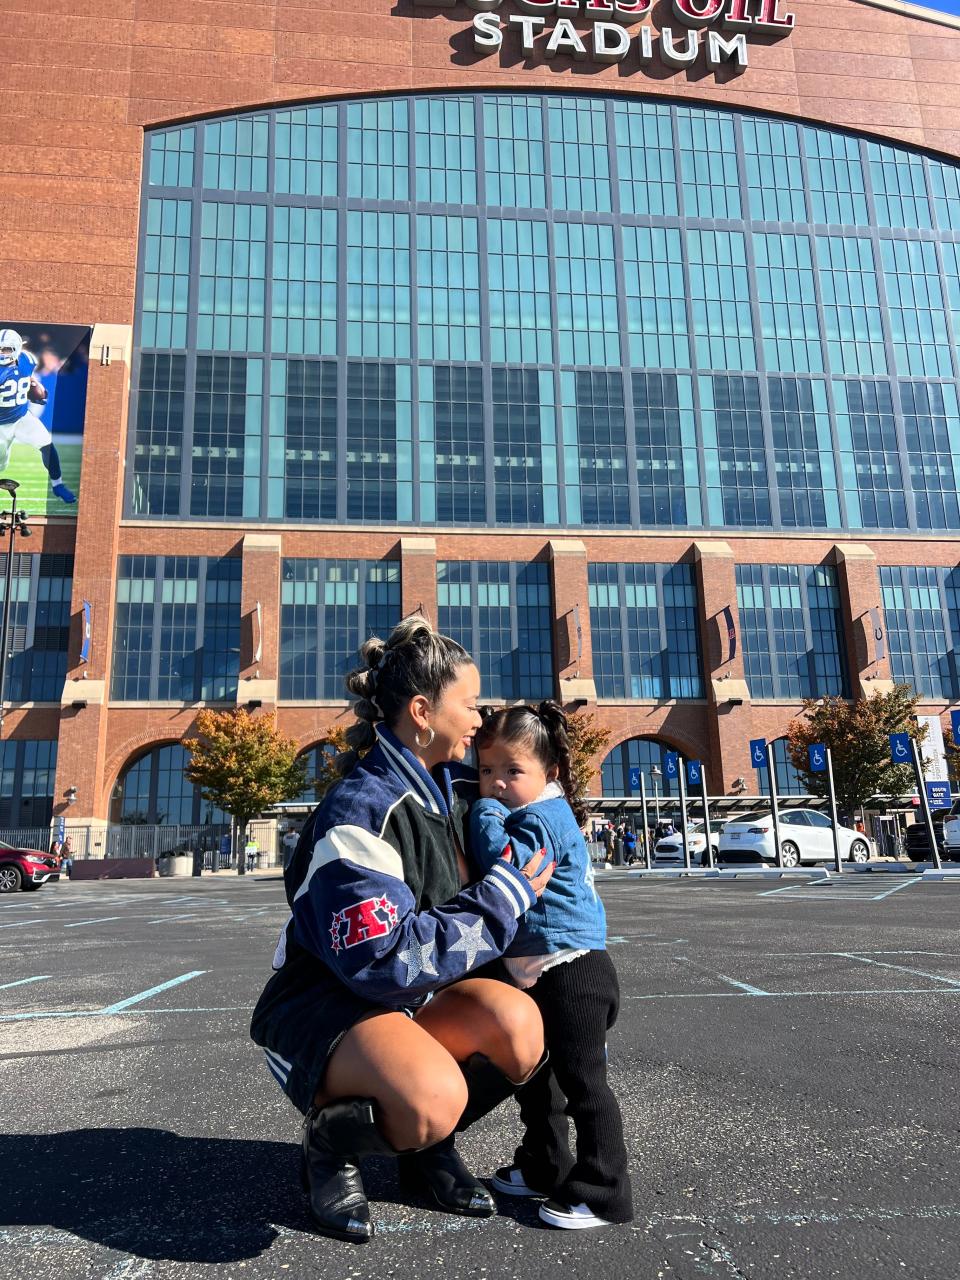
2, 871, 959, 1280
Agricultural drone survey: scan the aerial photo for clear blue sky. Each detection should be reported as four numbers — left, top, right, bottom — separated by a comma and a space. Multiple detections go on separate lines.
904, 0, 960, 16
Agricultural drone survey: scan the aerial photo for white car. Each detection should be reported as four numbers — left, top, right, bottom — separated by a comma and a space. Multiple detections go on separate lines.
717, 808, 872, 868
654, 822, 720, 867
939, 800, 960, 856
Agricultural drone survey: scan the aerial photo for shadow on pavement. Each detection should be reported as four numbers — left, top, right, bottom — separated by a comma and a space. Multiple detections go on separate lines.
0, 1127, 319, 1262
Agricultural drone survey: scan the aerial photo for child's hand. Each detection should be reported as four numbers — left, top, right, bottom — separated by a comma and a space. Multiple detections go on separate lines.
501, 845, 556, 899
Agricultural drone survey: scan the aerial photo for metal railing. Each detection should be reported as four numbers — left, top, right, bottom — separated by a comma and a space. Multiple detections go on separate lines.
1, 820, 282, 868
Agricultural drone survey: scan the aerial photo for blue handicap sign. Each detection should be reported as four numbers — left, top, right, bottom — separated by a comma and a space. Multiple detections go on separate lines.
808, 743, 827, 773
889, 732, 912, 765
628, 767, 641, 791
56, 815, 66, 842
926, 780, 951, 810
749, 738, 768, 769
663, 752, 679, 779
951, 710, 960, 745
219, 834, 232, 856
686, 759, 702, 786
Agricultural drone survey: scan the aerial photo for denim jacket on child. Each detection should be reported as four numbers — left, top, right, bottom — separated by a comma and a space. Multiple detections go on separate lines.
470, 786, 606, 955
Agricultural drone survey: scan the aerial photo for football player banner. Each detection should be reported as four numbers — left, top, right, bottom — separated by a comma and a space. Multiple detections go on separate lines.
0, 322, 91, 517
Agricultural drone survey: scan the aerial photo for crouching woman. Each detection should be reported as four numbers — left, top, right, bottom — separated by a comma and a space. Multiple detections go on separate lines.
251, 616, 554, 1242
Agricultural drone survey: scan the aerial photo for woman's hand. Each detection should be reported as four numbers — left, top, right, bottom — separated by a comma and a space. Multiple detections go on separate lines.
501, 846, 556, 899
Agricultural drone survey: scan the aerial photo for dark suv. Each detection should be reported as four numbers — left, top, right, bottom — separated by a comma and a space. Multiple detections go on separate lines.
0, 842, 61, 893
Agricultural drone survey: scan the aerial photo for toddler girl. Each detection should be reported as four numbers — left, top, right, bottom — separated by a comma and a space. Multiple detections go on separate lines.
471, 702, 633, 1230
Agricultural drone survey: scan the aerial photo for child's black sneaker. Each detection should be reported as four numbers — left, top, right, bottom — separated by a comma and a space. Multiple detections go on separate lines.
491, 1165, 549, 1197
538, 1199, 613, 1229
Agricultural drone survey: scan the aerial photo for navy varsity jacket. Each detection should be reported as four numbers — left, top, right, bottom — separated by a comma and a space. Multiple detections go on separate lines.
268, 726, 538, 1009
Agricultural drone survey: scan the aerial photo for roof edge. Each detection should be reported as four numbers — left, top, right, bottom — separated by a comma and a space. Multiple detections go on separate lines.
852, 0, 960, 33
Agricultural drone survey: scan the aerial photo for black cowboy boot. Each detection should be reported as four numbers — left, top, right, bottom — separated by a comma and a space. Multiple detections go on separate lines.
299, 1098, 395, 1243
455, 1051, 549, 1131
397, 1133, 495, 1217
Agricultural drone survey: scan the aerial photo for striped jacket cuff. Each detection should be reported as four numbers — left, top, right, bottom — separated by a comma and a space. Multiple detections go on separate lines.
485, 860, 537, 919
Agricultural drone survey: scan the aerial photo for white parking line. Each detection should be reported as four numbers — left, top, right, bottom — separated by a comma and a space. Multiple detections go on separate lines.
715, 973, 769, 995
63, 916, 123, 928
836, 953, 960, 988
99, 970, 207, 1014
0, 919, 49, 929
0, 974, 50, 990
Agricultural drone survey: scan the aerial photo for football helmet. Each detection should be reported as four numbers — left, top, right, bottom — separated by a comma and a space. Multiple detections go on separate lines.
0, 329, 23, 366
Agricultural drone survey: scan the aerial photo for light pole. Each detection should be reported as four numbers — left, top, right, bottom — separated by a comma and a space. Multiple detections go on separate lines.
651, 763, 662, 828
0, 479, 31, 739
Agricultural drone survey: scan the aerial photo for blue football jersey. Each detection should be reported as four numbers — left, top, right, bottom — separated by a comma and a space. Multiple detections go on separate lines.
0, 352, 38, 428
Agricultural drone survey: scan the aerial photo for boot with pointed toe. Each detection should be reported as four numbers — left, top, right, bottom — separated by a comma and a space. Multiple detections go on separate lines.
300, 1098, 395, 1243
397, 1134, 495, 1217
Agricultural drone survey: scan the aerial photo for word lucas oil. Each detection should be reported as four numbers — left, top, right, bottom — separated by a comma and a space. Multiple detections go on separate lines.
416, 0, 796, 76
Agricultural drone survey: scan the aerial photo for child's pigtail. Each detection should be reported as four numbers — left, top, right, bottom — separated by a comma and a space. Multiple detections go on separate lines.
536, 700, 587, 827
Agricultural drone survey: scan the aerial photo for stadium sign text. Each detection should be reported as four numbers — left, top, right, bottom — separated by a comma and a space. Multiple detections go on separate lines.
414, 0, 796, 76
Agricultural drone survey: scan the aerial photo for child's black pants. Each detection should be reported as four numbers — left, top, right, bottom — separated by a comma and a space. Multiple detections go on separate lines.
514, 949, 633, 1223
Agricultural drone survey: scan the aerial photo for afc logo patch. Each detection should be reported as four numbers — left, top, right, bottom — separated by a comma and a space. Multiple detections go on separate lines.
329, 896, 400, 953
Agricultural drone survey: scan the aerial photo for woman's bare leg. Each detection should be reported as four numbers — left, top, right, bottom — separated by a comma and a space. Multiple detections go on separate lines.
414, 978, 544, 1081
316, 1012, 468, 1151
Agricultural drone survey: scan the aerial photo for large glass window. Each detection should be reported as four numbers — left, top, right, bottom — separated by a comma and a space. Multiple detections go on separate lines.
112, 556, 241, 702
879, 565, 959, 701
0, 554, 73, 703
600, 738, 680, 799
111, 744, 229, 826
0, 740, 58, 828
279, 559, 401, 701
135, 96, 960, 535
437, 561, 552, 701
589, 563, 703, 701
736, 564, 848, 700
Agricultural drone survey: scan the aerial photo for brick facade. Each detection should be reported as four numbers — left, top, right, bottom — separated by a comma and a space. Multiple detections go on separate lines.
3, 0, 960, 819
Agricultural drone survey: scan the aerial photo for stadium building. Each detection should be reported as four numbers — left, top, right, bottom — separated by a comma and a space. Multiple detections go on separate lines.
4, 0, 960, 841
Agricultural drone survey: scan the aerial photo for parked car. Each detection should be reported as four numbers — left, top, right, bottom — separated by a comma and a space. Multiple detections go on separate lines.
0, 841, 62, 893
654, 822, 720, 867
717, 809, 872, 868
938, 799, 960, 859
906, 808, 960, 862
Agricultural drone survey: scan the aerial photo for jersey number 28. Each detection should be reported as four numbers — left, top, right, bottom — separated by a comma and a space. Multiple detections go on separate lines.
0, 378, 31, 410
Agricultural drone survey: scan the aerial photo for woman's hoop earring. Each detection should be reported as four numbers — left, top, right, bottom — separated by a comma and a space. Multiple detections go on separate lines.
415, 726, 436, 750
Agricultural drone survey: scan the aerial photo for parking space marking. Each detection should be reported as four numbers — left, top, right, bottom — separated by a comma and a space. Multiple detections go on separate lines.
0, 918, 51, 929
624, 986, 960, 1002
837, 952, 960, 987
99, 970, 207, 1014
715, 972, 769, 995
758, 878, 919, 901
63, 916, 123, 928
0, 974, 50, 991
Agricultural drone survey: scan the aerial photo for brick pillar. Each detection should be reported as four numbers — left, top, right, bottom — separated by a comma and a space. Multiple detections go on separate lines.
238, 533, 281, 710
834, 543, 894, 698
55, 323, 132, 821
400, 536, 437, 624
693, 541, 753, 794
547, 538, 596, 706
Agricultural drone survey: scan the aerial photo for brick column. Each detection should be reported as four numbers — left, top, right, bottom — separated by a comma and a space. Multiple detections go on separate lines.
238, 533, 281, 710
693, 541, 753, 793
547, 538, 596, 706
55, 323, 131, 821
834, 543, 893, 698
400, 536, 437, 624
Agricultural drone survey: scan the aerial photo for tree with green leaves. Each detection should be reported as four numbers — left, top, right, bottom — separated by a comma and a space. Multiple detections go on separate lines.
566, 709, 612, 824
184, 709, 310, 875
785, 684, 925, 820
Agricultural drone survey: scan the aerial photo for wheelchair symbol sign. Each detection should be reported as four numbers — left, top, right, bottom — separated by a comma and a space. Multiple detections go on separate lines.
749, 738, 768, 769
889, 733, 911, 764
686, 759, 702, 786
663, 752, 679, 779
808, 744, 827, 773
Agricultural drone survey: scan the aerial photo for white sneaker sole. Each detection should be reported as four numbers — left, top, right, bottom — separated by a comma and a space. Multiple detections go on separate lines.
538, 1204, 612, 1230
